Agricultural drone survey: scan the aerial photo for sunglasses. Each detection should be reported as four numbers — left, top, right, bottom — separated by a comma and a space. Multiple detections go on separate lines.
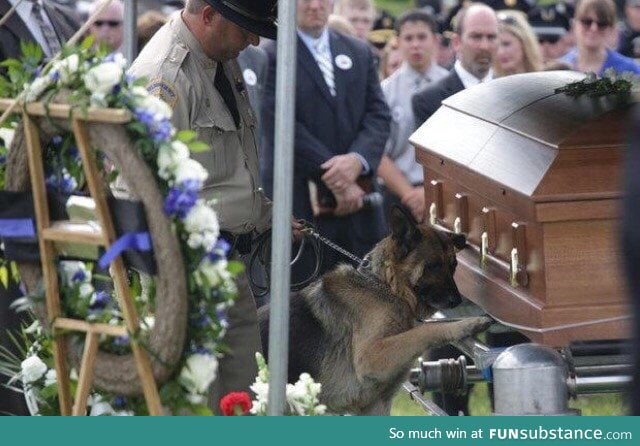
579, 18, 610, 30
498, 14, 519, 27
94, 20, 122, 28
538, 35, 561, 44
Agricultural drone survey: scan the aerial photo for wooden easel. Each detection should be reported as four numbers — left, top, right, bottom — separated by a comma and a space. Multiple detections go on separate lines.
7, 101, 163, 416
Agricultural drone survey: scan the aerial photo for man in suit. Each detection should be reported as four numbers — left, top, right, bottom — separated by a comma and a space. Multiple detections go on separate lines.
411, 2, 498, 416
412, 2, 498, 128
261, 0, 390, 279
0, 0, 79, 62
0, 0, 78, 416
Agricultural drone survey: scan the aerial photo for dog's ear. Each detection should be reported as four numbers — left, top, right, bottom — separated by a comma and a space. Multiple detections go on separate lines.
435, 228, 467, 250
389, 205, 422, 258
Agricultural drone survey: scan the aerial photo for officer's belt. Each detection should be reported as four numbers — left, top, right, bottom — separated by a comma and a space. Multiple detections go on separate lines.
220, 230, 253, 256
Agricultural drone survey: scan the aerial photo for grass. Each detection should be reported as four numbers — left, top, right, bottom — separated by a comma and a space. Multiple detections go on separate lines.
391, 383, 627, 416
375, 0, 413, 17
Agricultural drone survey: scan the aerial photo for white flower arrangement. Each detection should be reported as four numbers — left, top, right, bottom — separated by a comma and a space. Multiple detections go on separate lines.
0, 40, 242, 415
250, 353, 327, 416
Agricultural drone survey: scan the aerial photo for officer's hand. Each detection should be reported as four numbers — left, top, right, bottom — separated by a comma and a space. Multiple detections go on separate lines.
401, 187, 426, 223
291, 217, 305, 242
321, 154, 363, 192
334, 183, 365, 216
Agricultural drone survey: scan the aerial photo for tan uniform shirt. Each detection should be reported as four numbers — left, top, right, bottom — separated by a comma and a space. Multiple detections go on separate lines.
129, 12, 271, 234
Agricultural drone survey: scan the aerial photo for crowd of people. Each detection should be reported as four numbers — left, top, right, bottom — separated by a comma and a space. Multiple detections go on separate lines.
2, 0, 640, 415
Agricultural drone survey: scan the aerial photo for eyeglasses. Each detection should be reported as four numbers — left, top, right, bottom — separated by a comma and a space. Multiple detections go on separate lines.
538, 35, 561, 44
578, 18, 610, 30
94, 20, 122, 28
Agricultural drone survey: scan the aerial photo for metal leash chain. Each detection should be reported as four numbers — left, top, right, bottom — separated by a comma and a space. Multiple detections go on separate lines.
301, 225, 371, 269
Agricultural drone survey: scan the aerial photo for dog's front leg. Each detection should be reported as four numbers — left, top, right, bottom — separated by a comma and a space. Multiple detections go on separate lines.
354, 317, 492, 383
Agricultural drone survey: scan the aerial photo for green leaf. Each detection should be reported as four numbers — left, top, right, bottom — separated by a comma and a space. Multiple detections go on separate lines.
187, 141, 210, 153
40, 383, 58, 400
80, 35, 95, 51
10, 262, 20, 283
175, 130, 197, 143
0, 266, 8, 288
226, 260, 245, 276
190, 404, 214, 416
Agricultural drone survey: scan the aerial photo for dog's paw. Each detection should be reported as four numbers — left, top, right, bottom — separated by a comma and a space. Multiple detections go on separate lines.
459, 316, 493, 337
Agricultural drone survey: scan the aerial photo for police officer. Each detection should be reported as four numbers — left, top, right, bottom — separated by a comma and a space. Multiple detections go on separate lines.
128, 0, 276, 412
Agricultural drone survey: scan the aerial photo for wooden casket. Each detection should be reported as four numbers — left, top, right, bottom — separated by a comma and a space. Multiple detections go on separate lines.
411, 71, 632, 346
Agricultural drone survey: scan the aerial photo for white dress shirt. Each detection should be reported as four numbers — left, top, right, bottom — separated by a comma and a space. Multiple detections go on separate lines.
453, 59, 493, 89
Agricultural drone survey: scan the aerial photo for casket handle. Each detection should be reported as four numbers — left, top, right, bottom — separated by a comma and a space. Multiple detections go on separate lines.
429, 180, 444, 225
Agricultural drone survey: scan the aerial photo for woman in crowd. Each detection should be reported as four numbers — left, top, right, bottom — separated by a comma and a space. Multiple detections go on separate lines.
494, 11, 543, 77
379, 36, 403, 79
561, 0, 640, 74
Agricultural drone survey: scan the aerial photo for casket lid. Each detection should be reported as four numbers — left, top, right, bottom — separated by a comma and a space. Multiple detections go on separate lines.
411, 71, 631, 199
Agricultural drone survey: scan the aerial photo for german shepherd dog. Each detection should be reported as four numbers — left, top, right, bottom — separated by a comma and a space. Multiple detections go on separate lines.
258, 207, 492, 415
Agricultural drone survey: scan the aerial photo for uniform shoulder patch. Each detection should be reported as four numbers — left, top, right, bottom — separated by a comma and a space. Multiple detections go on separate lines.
146, 77, 178, 108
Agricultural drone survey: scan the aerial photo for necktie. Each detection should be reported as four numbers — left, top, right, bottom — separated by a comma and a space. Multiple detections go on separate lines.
214, 63, 240, 127
30, 0, 62, 56
414, 75, 430, 92
314, 40, 336, 97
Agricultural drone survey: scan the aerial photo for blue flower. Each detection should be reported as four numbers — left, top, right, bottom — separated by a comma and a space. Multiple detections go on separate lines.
71, 269, 86, 283
89, 290, 110, 310
51, 135, 63, 147
113, 396, 127, 409
216, 308, 228, 327
206, 238, 231, 262
191, 344, 212, 355
190, 313, 212, 328
133, 108, 172, 143
113, 336, 130, 347
0, 155, 5, 164
49, 70, 60, 82
163, 185, 198, 219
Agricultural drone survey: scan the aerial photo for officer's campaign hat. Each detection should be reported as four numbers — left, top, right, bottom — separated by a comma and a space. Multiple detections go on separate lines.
205, 0, 278, 39
527, 2, 573, 44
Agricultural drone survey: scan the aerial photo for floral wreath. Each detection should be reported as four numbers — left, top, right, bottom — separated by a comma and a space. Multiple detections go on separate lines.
0, 40, 239, 415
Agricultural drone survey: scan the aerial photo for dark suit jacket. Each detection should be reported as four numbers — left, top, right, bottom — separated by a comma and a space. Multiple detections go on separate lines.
261, 29, 390, 263
412, 69, 464, 128
0, 0, 79, 61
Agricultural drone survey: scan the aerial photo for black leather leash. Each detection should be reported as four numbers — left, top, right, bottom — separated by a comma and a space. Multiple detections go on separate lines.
247, 220, 370, 297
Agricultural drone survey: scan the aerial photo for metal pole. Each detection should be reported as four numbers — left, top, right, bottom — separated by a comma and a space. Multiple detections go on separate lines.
267, 2, 297, 416
123, 0, 137, 66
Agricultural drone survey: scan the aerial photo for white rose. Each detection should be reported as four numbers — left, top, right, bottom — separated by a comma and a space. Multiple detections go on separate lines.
179, 353, 218, 394
110, 52, 127, 69
184, 201, 219, 234
90, 400, 115, 416
79, 283, 95, 299
157, 141, 190, 180
0, 127, 15, 149
174, 158, 208, 185
113, 410, 135, 416
131, 86, 150, 98
60, 261, 91, 287
84, 62, 123, 95
136, 94, 173, 120
52, 54, 80, 84
21, 356, 47, 383
90, 92, 108, 108
25, 76, 52, 102
44, 369, 57, 387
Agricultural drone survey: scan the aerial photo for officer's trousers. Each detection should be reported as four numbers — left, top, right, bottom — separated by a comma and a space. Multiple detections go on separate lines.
208, 268, 262, 414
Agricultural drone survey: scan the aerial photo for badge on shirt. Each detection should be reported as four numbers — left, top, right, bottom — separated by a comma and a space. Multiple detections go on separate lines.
146, 77, 178, 108
335, 54, 353, 71
243, 68, 258, 87
392, 105, 404, 123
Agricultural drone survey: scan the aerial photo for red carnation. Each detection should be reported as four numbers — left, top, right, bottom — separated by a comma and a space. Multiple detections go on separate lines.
220, 391, 252, 416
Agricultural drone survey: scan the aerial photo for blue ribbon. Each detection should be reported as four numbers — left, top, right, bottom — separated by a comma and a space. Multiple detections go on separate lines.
98, 232, 152, 270
0, 218, 36, 238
